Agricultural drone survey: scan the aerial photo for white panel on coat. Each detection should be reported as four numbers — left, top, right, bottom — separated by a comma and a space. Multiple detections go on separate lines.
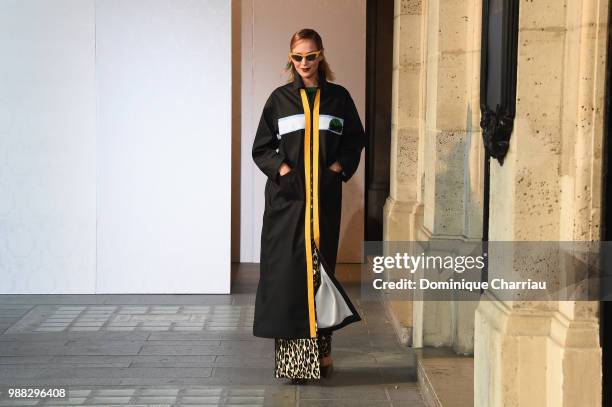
96, 0, 231, 293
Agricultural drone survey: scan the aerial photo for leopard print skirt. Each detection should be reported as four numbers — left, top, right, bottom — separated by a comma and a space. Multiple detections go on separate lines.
274, 241, 333, 379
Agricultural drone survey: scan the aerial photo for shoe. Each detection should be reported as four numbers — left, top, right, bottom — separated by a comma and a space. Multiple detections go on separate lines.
289, 378, 308, 385
320, 362, 334, 378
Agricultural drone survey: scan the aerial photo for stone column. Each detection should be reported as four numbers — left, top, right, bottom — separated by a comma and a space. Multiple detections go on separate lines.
474, 0, 607, 405
382, 0, 427, 346
384, 0, 426, 243
411, 0, 484, 352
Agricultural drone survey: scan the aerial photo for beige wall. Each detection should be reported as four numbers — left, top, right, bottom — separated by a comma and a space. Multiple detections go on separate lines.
234, 0, 367, 263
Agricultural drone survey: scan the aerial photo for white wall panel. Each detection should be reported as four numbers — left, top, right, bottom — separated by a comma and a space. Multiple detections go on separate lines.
96, 0, 231, 293
0, 0, 232, 293
0, 0, 97, 294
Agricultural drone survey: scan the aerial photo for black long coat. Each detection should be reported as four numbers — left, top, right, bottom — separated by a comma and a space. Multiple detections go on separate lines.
252, 70, 365, 339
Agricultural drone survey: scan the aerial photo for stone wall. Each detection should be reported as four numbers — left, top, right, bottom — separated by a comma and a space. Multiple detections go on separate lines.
474, 0, 607, 405
385, 0, 608, 404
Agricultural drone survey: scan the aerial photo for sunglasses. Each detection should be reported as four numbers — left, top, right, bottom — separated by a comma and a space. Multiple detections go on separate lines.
288, 50, 322, 63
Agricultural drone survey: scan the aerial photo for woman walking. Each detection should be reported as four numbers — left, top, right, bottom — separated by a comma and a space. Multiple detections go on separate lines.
252, 28, 365, 384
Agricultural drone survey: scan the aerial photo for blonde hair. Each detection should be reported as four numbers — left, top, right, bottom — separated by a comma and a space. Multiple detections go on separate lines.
285, 28, 335, 82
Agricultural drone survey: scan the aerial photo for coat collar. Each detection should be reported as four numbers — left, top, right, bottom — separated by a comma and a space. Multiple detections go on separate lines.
291, 68, 328, 91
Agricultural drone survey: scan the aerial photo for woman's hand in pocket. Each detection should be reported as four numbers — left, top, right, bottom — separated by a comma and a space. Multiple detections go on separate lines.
279, 162, 292, 176
278, 163, 303, 200
328, 161, 343, 174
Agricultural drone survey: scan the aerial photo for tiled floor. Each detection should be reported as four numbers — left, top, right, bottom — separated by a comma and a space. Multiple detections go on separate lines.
0, 263, 425, 407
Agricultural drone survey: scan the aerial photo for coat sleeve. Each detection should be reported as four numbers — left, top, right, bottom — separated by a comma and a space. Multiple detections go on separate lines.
336, 90, 366, 182
252, 94, 285, 184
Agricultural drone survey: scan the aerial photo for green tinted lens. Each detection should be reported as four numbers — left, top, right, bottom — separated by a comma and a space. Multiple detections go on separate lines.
305, 53, 318, 61
291, 54, 303, 62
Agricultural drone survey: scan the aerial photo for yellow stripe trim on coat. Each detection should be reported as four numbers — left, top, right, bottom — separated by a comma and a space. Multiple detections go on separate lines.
312, 89, 321, 248
300, 88, 317, 338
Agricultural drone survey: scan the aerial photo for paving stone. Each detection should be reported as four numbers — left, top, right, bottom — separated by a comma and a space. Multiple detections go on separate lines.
299, 384, 389, 401
96, 388, 136, 396
226, 388, 266, 396
298, 401, 392, 407
0, 356, 54, 365
130, 355, 216, 368
67, 327, 101, 331
118, 377, 219, 385
43, 319, 75, 323
89, 396, 132, 403
0, 332, 150, 342
34, 327, 66, 332
0, 400, 39, 406
181, 388, 224, 396
0, 377, 122, 386
214, 355, 273, 368
44, 397, 88, 405
140, 388, 179, 396
224, 395, 265, 403
0, 366, 38, 378
178, 395, 222, 403
147, 331, 251, 340
137, 339, 221, 346
173, 326, 205, 331
33, 367, 213, 379
209, 367, 280, 385
385, 383, 426, 403
134, 396, 176, 403
138, 344, 228, 355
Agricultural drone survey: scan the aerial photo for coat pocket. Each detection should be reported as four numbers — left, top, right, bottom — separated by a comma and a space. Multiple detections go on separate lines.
278, 169, 304, 200
323, 166, 342, 178
321, 166, 343, 189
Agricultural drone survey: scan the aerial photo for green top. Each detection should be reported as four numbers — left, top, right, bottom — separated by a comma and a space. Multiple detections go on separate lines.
306, 86, 318, 108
